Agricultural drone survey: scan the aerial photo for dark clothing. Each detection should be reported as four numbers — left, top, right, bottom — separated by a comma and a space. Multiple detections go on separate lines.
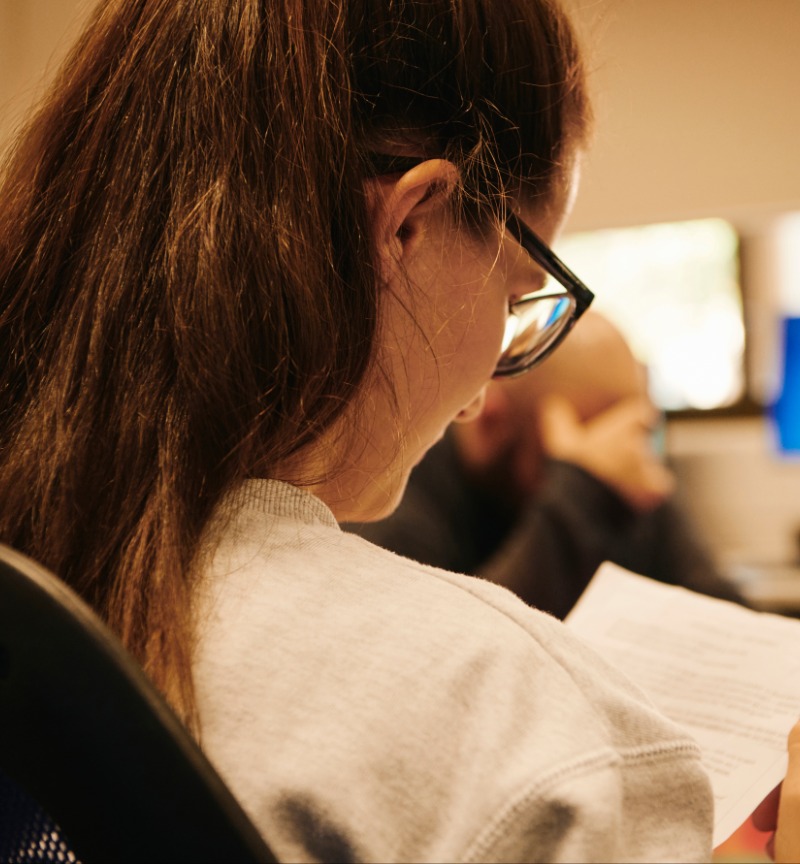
348, 433, 747, 619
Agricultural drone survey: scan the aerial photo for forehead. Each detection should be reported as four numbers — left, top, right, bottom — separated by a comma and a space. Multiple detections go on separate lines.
516, 155, 581, 239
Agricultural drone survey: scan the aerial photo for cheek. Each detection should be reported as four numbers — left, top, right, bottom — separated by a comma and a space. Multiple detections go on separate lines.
404, 231, 510, 388
381, 241, 511, 437
436, 278, 509, 386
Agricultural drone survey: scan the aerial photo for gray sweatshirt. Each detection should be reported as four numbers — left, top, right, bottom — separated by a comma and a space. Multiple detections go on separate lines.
194, 480, 714, 863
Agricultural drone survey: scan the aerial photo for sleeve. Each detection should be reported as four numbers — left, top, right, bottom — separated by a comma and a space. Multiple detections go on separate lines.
627, 497, 751, 606
476, 459, 637, 618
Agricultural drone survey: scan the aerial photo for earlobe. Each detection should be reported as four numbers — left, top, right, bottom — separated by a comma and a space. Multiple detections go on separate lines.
365, 159, 459, 264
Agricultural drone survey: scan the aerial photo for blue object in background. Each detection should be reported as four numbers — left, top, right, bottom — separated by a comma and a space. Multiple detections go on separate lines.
772, 317, 800, 453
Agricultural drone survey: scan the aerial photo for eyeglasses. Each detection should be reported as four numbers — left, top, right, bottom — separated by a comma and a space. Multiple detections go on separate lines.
365, 154, 594, 378
497, 213, 594, 378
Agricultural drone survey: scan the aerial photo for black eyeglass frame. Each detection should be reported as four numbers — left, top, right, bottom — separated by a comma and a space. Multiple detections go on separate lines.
499, 213, 594, 378
365, 154, 594, 377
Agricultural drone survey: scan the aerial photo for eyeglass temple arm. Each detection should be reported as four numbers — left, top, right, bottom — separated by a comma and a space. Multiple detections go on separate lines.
505, 214, 594, 314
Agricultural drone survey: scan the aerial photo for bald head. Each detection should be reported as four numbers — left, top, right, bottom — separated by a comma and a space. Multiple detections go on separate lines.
501, 311, 646, 423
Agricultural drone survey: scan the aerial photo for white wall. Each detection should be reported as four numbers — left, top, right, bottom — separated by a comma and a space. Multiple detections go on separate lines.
3, 0, 798, 229
563, 0, 800, 232
0, 0, 93, 147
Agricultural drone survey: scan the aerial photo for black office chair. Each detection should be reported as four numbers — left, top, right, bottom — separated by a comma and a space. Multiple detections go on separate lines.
0, 543, 277, 863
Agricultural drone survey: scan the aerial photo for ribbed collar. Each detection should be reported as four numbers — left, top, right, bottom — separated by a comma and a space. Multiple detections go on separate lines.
223, 479, 340, 530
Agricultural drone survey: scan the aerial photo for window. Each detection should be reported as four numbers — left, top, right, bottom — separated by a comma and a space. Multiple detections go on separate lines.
556, 219, 744, 412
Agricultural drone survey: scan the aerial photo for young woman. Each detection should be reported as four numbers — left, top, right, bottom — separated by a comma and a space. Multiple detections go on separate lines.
0, 0, 795, 860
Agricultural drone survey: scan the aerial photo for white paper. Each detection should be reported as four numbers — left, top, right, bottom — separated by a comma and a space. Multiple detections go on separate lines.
565, 562, 800, 846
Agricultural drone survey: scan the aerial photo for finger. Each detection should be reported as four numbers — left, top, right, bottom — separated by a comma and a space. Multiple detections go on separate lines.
775, 721, 800, 862
622, 470, 675, 513
595, 395, 659, 431
647, 461, 676, 497
537, 395, 582, 454
752, 784, 781, 832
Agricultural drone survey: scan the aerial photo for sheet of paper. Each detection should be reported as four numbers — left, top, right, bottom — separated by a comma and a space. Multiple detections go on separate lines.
565, 562, 800, 846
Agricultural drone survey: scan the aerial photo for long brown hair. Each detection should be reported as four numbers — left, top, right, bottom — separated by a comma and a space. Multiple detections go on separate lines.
0, 0, 589, 726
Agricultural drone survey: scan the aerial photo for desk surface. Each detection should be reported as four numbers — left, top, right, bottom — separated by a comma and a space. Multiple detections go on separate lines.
729, 563, 800, 615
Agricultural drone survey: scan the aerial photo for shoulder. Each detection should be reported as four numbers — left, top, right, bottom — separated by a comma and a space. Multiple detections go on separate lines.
195, 486, 712, 862
201, 491, 703, 762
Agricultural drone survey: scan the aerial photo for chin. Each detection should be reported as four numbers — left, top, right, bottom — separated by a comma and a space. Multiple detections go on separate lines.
346, 472, 410, 524
362, 485, 409, 523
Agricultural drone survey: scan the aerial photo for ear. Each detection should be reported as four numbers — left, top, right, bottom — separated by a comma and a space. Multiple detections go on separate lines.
365, 159, 459, 266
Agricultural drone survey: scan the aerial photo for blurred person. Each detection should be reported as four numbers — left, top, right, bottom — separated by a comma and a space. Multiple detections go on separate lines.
351, 311, 748, 618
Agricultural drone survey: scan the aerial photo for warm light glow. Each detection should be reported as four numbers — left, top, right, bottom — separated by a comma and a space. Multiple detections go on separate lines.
776, 212, 800, 316
556, 219, 744, 411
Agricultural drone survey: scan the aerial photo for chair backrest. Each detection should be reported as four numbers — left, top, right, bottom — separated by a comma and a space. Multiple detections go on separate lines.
0, 543, 277, 863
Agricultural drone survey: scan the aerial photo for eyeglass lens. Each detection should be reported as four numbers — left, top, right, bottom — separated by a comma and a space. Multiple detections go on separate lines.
495, 290, 577, 378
